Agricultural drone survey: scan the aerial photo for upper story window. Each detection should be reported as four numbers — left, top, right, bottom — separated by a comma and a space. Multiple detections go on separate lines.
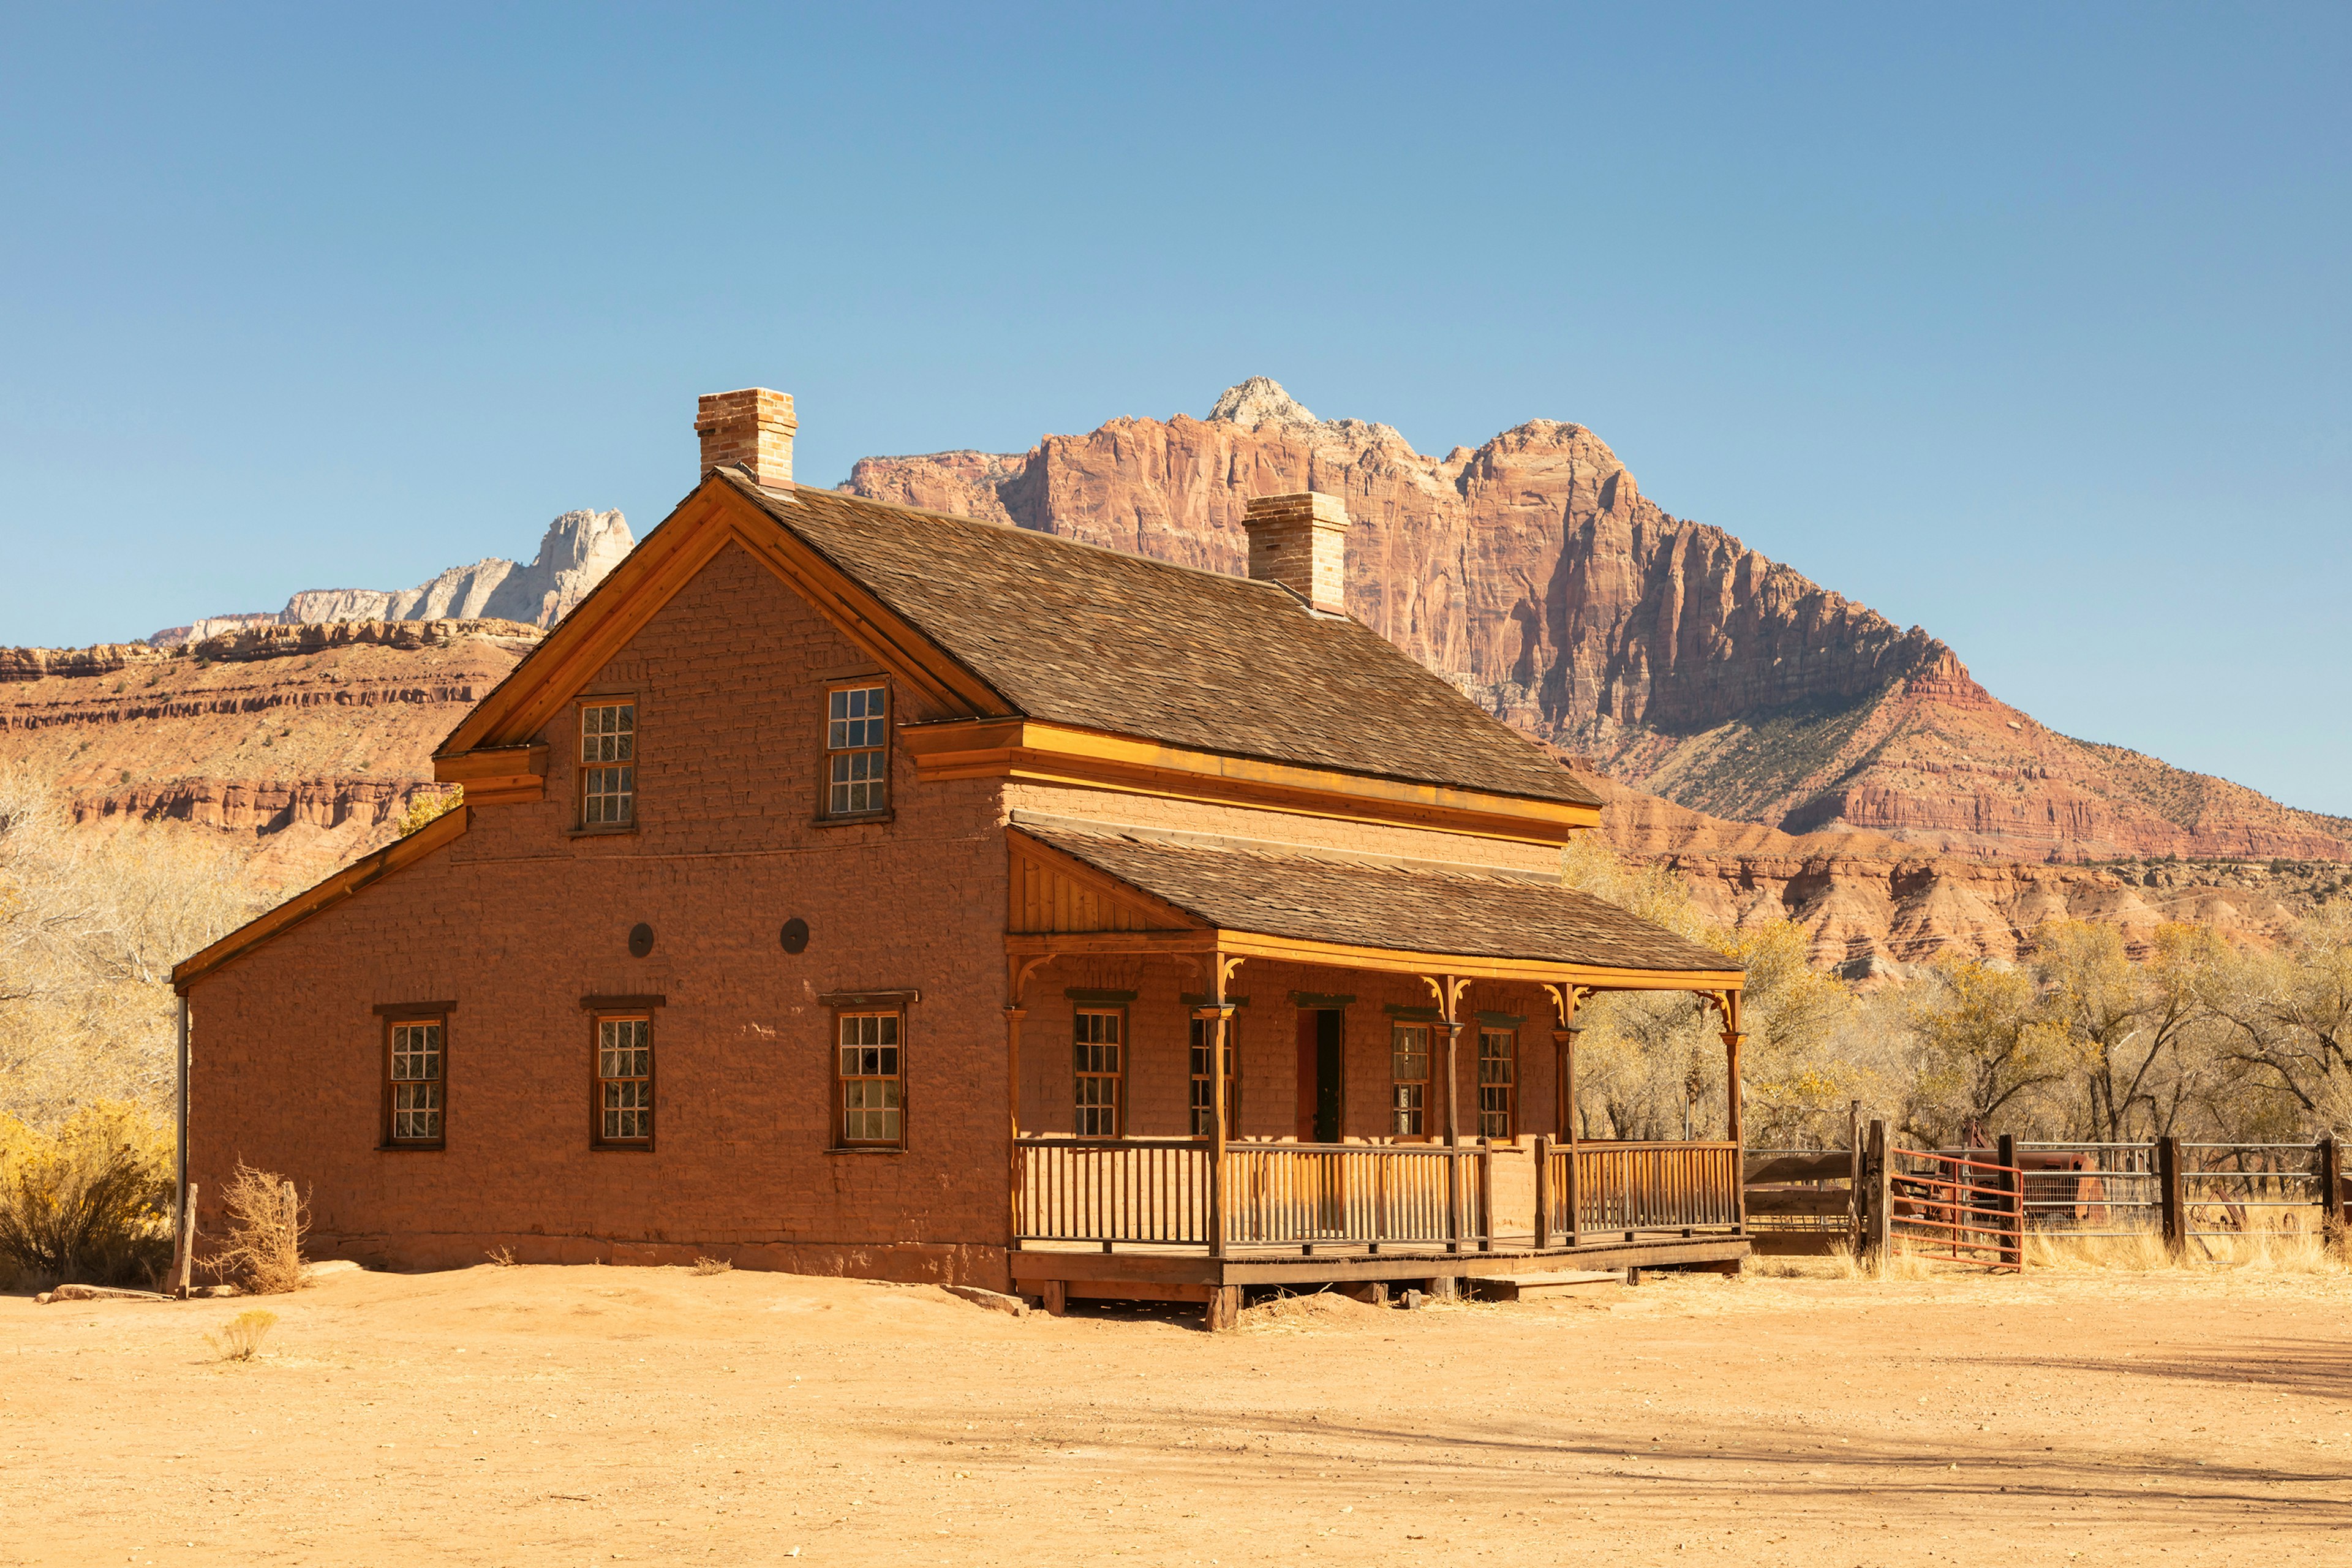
581, 702, 636, 826
826, 684, 888, 816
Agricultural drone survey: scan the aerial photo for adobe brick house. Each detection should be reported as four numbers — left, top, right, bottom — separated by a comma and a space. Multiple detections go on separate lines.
173, 386, 1751, 1322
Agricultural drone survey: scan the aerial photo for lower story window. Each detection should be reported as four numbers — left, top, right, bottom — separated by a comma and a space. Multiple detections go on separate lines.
597, 1016, 653, 1143
1391, 1024, 1430, 1137
1074, 1008, 1123, 1137
388, 1020, 443, 1144
1477, 1028, 1515, 1140
837, 1011, 904, 1147
1188, 1016, 1237, 1136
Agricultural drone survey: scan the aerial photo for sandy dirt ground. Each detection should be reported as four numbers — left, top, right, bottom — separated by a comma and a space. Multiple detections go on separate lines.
4, 1261, 2346, 1567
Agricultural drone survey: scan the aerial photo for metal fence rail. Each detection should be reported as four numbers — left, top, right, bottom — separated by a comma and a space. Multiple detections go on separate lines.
1890, 1147, 2022, 1271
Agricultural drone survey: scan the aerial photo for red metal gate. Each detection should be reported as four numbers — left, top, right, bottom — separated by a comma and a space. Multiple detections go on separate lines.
1891, 1147, 2023, 1271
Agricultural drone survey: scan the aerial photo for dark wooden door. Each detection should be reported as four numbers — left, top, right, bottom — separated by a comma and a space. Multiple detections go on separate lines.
1294, 1009, 1344, 1144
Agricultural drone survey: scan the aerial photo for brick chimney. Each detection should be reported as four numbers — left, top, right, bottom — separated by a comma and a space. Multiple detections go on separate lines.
696, 388, 796, 488
1242, 492, 1350, 615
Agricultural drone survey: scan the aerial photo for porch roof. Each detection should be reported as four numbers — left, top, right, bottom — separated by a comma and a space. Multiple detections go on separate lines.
1013, 821, 1739, 982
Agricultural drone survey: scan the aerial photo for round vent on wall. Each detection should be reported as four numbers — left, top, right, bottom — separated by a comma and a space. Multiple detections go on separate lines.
628, 922, 655, 958
780, 918, 810, 955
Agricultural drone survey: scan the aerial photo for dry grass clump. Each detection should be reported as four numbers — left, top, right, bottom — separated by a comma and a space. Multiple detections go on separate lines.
0, 1101, 175, 1289
2026, 1216, 2348, 1275
203, 1162, 308, 1295
484, 1246, 518, 1267
206, 1308, 277, 1362
691, 1256, 733, 1276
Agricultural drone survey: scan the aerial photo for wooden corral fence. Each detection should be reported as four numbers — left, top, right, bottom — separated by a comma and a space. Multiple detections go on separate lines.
1740, 1123, 2352, 1267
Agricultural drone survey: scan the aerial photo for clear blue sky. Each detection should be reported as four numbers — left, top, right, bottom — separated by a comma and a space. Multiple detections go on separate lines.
3, 4, 2346, 812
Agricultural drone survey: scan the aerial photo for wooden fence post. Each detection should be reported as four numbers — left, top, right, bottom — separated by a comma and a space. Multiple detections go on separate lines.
172, 1182, 198, 1298
1996, 1133, 2022, 1269
1861, 1118, 1890, 1264
1533, 1136, 1552, 1251
2157, 1135, 2185, 1256
2316, 1136, 2343, 1232
1847, 1100, 1863, 1253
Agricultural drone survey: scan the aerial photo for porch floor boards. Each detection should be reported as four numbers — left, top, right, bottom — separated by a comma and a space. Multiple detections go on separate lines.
1010, 1234, 1749, 1288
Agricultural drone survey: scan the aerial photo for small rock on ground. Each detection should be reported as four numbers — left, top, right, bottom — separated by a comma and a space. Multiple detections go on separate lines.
943, 1284, 1027, 1317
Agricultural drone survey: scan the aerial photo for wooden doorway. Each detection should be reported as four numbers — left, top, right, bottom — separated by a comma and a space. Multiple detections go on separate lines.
1295, 1009, 1343, 1144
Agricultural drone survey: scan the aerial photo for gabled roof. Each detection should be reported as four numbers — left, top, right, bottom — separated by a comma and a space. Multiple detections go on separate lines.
1014, 820, 1735, 978
444, 471, 1597, 811
722, 478, 1598, 807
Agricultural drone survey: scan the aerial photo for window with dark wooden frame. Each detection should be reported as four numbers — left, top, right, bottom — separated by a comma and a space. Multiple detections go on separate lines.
1188, 1015, 1237, 1136
1073, 1008, 1123, 1137
835, 1009, 904, 1148
595, 1014, 654, 1144
1477, 1028, 1516, 1140
824, 682, 888, 816
1391, 1023, 1430, 1137
385, 1019, 445, 1145
579, 701, 636, 826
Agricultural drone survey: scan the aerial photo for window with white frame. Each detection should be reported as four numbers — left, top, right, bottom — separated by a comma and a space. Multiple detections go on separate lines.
1188, 1015, 1237, 1136
581, 702, 636, 826
826, 684, 888, 815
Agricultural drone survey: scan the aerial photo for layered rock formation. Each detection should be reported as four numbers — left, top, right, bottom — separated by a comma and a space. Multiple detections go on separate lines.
2, 622, 538, 891
848, 379, 2352, 865
149, 508, 632, 645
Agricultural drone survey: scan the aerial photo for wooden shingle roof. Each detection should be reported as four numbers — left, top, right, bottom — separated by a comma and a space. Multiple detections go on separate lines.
1016, 821, 1734, 976
731, 475, 1599, 808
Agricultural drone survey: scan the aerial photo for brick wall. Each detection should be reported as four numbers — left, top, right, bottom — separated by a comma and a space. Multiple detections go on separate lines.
187, 541, 1012, 1286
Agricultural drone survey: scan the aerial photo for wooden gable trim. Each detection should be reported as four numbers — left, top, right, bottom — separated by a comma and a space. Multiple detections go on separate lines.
910, 718, 1600, 845
1007, 827, 1208, 936
172, 806, 472, 995
434, 476, 1016, 769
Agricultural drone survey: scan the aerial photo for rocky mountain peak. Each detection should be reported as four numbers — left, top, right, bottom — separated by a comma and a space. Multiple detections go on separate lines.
1205, 377, 1323, 430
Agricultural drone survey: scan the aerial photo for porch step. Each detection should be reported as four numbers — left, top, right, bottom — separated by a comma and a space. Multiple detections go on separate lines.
1469, 1269, 1623, 1302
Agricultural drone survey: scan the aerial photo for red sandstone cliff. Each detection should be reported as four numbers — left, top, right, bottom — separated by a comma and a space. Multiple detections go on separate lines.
846, 379, 2352, 865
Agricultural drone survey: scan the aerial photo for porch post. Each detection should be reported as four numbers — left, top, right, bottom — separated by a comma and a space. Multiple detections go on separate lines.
1434, 974, 1464, 1253
1556, 1020, 1581, 1248
1194, 950, 1235, 1261
1716, 990, 1746, 1234
1005, 1005, 1027, 1253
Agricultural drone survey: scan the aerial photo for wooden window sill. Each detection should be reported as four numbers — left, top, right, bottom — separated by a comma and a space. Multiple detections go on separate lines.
569, 824, 641, 839
827, 1145, 908, 1156
590, 1143, 657, 1153
812, 810, 894, 829
376, 1143, 446, 1153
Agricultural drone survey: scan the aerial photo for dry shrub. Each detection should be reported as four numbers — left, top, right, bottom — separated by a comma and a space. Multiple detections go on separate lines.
691, 1255, 732, 1276
0, 1101, 174, 1289
484, 1246, 517, 1267
206, 1308, 277, 1362
204, 1161, 307, 1294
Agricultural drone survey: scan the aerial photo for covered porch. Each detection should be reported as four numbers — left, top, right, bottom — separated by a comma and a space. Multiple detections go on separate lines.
1001, 819, 1751, 1324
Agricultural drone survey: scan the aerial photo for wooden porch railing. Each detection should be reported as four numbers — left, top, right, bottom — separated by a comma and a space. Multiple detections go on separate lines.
1550, 1140, 1743, 1238
1223, 1143, 1481, 1249
1018, 1137, 1743, 1251
1016, 1138, 1210, 1245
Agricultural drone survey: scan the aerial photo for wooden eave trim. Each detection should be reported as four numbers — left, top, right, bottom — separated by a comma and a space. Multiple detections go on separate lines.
433, 744, 547, 783
910, 718, 1597, 844
1006, 828, 1209, 933
435, 477, 1017, 763
1004, 925, 1743, 993
172, 807, 472, 995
